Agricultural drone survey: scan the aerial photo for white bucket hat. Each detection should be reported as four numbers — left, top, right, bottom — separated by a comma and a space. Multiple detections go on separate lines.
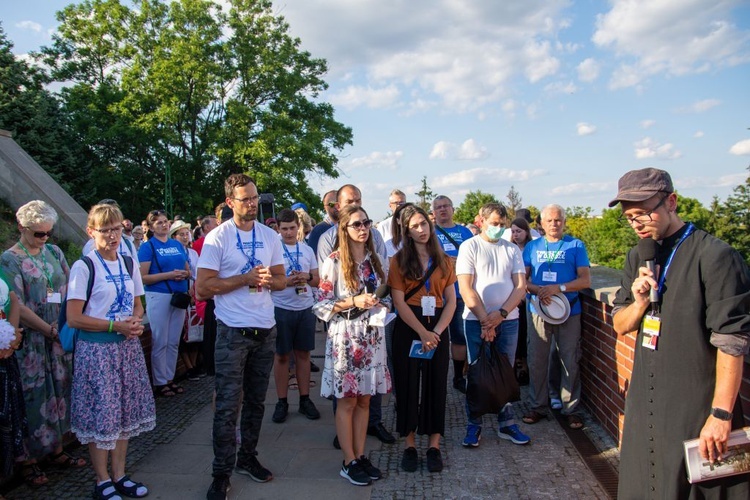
530, 292, 571, 325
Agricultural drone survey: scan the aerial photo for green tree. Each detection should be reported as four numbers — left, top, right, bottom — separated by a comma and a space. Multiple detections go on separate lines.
676, 195, 711, 232
715, 167, 750, 262
564, 206, 593, 241
581, 208, 638, 269
39, 0, 352, 219
506, 185, 522, 218
414, 176, 434, 212
454, 190, 499, 225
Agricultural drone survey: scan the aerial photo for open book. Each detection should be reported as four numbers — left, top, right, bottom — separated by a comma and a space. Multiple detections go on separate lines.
684, 426, 750, 484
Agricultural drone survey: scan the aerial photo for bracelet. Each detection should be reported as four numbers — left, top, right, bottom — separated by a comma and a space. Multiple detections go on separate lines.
108, 320, 114, 333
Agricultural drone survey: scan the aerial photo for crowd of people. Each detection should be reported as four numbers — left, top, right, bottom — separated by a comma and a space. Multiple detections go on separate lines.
1, 167, 748, 500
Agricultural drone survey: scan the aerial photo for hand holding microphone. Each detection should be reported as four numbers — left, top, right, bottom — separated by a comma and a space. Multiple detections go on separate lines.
635, 238, 660, 307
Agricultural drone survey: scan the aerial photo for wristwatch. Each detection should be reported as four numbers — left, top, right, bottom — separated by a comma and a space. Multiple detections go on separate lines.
499, 308, 509, 318
711, 407, 733, 421
559, 284, 567, 292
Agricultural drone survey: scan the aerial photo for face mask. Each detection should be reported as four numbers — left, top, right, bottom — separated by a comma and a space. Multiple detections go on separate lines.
484, 224, 504, 241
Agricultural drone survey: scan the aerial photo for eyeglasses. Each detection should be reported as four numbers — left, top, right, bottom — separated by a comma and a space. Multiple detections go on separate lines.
618, 196, 668, 225
26, 229, 53, 239
389, 200, 406, 207
92, 227, 123, 235
232, 195, 259, 205
347, 219, 373, 230
326, 202, 337, 208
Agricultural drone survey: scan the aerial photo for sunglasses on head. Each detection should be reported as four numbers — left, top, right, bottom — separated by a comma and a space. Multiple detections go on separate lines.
347, 219, 373, 230
27, 229, 53, 239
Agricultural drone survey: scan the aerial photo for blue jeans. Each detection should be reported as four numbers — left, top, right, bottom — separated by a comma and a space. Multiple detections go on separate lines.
464, 319, 518, 428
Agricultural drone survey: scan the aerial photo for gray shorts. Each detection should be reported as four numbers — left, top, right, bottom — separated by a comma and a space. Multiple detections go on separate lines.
274, 307, 316, 355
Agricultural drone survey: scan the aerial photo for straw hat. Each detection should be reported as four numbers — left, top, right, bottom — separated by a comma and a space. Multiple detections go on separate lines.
169, 220, 191, 237
530, 292, 571, 325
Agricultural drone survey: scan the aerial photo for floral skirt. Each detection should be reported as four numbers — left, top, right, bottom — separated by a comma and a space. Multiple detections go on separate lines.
71, 339, 156, 450
321, 316, 391, 399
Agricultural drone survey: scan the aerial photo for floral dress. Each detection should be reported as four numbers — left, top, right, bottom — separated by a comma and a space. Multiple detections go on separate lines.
0, 244, 72, 460
313, 250, 391, 399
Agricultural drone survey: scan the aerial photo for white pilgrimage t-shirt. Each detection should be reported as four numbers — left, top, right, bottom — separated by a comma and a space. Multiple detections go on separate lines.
271, 241, 318, 311
455, 235, 525, 321
197, 220, 283, 328
69, 252, 144, 320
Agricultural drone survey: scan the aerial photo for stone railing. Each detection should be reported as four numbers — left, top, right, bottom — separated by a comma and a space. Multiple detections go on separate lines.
580, 266, 750, 445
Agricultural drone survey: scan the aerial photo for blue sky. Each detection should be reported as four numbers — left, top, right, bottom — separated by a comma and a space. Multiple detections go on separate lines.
4, 0, 750, 220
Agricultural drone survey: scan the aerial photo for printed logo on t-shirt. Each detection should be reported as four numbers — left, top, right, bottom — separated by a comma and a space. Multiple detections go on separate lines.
536, 250, 566, 263
239, 241, 265, 250
157, 247, 183, 257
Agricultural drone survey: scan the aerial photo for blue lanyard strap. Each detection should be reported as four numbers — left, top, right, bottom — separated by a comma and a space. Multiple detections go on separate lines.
544, 239, 564, 270
656, 223, 695, 296
425, 257, 433, 294
94, 251, 126, 303
283, 243, 301, 275
234, 221, 261, 270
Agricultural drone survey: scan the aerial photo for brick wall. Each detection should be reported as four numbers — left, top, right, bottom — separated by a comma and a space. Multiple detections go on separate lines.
579, 270, 750, 446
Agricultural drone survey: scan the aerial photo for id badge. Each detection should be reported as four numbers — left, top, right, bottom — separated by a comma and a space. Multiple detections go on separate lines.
542, 271, 557, 282
443, 243, 456, 252
421, 296, 436, 316
47, 292, 62, 304
641, 314, 661, 350
295, 285, 308, 295
248, 286, 263, 294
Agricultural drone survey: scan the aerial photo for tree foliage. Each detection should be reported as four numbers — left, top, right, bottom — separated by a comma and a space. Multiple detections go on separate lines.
414, 175, 435, 212
36, 0, 352, 219
505, 185, 522, 218
453, 190, 499, 225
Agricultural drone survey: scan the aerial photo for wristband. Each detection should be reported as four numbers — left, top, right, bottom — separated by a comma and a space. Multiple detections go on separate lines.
108, 320, 114, 333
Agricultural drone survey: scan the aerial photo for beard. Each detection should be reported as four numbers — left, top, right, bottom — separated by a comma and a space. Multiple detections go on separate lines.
238, 211, 256, 222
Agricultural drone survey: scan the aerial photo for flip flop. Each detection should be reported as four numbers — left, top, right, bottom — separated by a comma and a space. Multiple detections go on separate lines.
567, 414, 584, 430
288, 374, 298, 391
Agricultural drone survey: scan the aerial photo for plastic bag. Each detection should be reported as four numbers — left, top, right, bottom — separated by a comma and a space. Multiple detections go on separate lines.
184, 305, 204, 343
466, 341, 520, 420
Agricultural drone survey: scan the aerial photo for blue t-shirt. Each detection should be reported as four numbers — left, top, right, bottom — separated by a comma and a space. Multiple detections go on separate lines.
436, 224, 474, 300
138, 238, 189, 294
523, 235, 590, 316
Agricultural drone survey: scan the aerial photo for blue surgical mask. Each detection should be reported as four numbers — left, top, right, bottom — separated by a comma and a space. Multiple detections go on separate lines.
484, 224, 504, 241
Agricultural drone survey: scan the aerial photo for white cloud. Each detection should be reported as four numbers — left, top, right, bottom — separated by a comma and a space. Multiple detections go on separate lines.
641, 119, 656, 129
429, 139, 489, 161
457, 139, 489, 160
429, 141, 453, 160
328, 85, 400, 110
676, 172, 747, 189
432, 167, 547, 188
577, 122, 597, 136
693, 131, 704, 138
634, 137, 682, 160
676, 99, 721, 113
729, 139, 750, 156
15, 21, 43, 33
550, 182, 612, 196
593, 0, 750, 89
544, 81, 578, 95
577, 58, 600, 82
346, 151, 404, 171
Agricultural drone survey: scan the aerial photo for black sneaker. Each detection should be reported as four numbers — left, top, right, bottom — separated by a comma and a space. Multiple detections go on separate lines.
426, 447, 443, 472
453, 377, 467, 394
339, 460, 372, 486
206, 475, 231, 500
187, 368, 200, 381
358, 455, 382, 480
401, 447, 418, 472
236, 456, 273, 483
271, 400, 288, 423
299, 398, 321, 420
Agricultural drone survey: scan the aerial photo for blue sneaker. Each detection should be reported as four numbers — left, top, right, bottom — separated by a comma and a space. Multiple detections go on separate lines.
462, 425, 481, 447
498, 424, 531, 445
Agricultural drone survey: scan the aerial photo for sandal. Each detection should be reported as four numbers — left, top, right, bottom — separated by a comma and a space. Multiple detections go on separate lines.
288, 374, 298, 391
522, 411, 546, 425
113, 474, 149, 498
155, 385, 175, 397
21, 464, 49, 487
567, 414, 584, 430
93, 479, 123, 500
49, 450, 87, 468
168, 383, 185, 394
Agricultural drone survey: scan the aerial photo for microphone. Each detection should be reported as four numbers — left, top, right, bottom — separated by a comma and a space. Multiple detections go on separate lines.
637, 238, 659, 304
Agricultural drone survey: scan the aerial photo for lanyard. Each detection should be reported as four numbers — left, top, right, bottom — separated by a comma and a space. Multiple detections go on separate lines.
544, 239, 564, 270
234, 221, 262, 269
283, 243, 301, 275
94, 251, 126, 306
18, 242, 54, 289
656, 223, 695, 296
425, 257, 433, 294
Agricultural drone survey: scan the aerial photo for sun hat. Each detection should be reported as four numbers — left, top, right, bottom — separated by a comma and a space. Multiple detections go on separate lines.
169, 220, 191, 237
530, 292, 571, 325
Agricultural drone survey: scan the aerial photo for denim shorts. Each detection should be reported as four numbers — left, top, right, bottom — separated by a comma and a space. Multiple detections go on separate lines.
274, 307, 316, 354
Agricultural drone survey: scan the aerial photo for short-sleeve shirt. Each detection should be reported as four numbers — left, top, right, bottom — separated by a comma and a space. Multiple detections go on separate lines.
271, 242, 318, 311
69, 252, 145, 320
523, 235, 590, 316
138, 238, 189, 294
456, 236, 525, 321
197, 221, 284, 328
435, 224, 474, 300
387, 257, 456, 308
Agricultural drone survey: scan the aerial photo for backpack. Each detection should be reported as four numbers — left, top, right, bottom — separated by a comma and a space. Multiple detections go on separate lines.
58, 255, 135, 353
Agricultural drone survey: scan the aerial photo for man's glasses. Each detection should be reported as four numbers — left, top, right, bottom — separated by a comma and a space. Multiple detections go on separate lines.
92, 227, 123, 235
27, 229, 53, 239
618, 196, 668, 225
348, 219, 373, 230
232, 196, 259, 205
326, 202, 337, 208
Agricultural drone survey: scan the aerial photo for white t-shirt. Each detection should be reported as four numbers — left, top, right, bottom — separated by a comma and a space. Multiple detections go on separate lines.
184, 247, 199, 281
69, 252, 145, 321
455, 235, 525, 321
83, 238, 140, 266
271, 242, 318, 311
197, 220, 283, 328
377, 216, 396, 257
502, 227, 541, 242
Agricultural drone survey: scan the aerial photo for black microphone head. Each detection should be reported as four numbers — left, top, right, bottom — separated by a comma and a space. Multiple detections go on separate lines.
637, 237, 658, 261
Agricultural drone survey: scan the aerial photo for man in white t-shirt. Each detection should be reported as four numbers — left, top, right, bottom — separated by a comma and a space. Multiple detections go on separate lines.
456, 202, 530, 448
196, 174, 286, 499
376, 188, 406, 258
270, 209, 320, 424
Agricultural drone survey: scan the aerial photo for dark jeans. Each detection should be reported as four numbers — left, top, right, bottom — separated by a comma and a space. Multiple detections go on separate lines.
212, 320, 276, 477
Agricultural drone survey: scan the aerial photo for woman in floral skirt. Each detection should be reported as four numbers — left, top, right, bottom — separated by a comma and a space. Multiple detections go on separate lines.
314, 205, 391, 487
0, 200, 85, 486
68, 204, 155, 500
